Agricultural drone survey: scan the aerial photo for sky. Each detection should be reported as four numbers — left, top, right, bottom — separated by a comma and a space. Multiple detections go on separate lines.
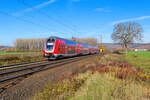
0, 0, 150, 46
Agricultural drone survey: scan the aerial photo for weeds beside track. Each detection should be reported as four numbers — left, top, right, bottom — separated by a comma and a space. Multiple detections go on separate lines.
0, 54, 100, 94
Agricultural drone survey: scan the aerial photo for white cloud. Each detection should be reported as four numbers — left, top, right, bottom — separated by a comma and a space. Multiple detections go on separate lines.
112, 16, 150, 25
13, 0, 56, 16
94, 8, 111, 12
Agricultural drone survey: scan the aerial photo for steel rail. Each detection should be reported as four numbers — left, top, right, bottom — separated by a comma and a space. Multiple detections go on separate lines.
0, 55, 96, 83
0, 54, 100, 94
0, 59, 47, 70
0, 57, 81, 83
0, 56, 82, 76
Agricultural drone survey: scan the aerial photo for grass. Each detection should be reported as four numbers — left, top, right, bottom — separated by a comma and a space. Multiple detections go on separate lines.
124, 51, 150, 73
33, 71, 150, 100
72, 53, 150, 100
71, 73, 145, 100
0, 52, 44, 66
0, 54, 45, 66
0, 52, 42, 55
33, 53, 150, 100
33, 72, 92, 100
127, 51, 150, 59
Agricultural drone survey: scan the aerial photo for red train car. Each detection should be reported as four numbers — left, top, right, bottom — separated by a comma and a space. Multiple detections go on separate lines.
43, 36, 98, 59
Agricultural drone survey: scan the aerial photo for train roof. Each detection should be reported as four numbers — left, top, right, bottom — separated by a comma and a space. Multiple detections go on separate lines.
48, 36, 98, 48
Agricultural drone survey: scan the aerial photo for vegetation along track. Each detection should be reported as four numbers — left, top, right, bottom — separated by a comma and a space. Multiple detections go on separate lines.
0, 54, 100, 94
0, 59, 47, 69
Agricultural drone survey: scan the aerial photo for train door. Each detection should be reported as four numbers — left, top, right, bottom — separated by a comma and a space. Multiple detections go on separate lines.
58, 41, 61, 54
65, 45, 68, 56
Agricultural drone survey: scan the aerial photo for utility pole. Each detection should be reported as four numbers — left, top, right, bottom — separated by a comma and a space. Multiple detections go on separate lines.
100, 33, 102, 46
72, 36, 76, 41
100, 33, 103, 52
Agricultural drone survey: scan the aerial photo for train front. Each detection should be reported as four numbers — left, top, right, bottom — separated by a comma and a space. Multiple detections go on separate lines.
43, 37, 56, 59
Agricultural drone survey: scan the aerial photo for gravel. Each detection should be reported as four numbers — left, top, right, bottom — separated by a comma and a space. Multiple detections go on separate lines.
0, 55, 97, 100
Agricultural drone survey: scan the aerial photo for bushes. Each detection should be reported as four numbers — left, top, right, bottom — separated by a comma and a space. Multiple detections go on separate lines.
71, 54, 150, 100
91, 54, 150, 81
33, 53, 150, 100
33, 72, 92, 100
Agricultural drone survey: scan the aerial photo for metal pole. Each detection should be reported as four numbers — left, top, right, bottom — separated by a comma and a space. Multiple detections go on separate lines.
100, 33, 102, 46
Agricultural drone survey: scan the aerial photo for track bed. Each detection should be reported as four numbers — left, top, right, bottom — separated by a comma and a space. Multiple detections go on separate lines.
0, 54, 103, 100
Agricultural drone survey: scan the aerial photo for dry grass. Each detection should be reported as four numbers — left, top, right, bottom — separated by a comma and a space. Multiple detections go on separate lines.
33, 72, 92, 100
33, 53, 150, 100
0, 54, 44, 66
71, 73, 147, 100
91, 54, 150, 81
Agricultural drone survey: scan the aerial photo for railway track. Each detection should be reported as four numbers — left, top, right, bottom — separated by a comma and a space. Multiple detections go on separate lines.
0, 59, 47, 69
0, 54, 98, 94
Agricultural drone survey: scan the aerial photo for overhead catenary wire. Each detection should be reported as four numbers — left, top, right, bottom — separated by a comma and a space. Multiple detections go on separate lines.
0, 10, 73, 36
18, 0, 80, 36
14, 12, 72, 35
0, 10, 62, 33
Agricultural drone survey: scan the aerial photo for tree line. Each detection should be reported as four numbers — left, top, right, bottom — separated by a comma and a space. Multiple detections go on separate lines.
14, 38, 46, 52
13, 37, 98, 52
70, 37, 98, 46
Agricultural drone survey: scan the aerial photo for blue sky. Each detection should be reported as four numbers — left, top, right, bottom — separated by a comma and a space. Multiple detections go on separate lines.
0, 0, 150, 46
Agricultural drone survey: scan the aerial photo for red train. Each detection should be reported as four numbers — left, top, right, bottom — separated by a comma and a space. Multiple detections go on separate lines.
43, 36, 99, 59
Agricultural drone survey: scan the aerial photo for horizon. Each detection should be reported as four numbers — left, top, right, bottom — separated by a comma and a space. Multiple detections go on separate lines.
1, 42, 150, 47
0, 0, 150, 46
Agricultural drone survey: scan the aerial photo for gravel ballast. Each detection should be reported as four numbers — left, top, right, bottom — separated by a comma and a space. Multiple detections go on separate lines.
0, 55, 97, 100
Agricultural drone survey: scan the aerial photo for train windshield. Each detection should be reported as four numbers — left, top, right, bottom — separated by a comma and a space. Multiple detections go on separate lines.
46, 38, 55, 50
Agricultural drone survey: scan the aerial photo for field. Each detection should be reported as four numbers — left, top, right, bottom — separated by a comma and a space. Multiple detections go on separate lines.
127, 51, 150, 59
0, 52, 42, 55
1, 51, 149, 100
125, 51, 150, 73
0, 52, 44, 66
33, 52, 150, 100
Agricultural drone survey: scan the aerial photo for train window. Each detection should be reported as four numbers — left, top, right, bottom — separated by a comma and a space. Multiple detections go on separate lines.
46, 39, 54, 50
52, 39, 55, 42
47, 44, 53, 50
47, 39, 50, 42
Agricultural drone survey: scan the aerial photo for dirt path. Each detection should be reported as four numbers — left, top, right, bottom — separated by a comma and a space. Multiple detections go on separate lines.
0, 55, 98, 100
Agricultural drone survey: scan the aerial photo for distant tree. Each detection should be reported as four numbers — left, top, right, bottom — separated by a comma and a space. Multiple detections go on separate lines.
14, 38, 46, 52
111, 22, 143, 54
76, 38, 97, 46
69, 37, 97, 46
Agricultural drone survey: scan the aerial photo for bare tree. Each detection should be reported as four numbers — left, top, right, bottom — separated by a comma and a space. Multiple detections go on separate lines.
14, 38, 46, 52
111, 22, 143, 54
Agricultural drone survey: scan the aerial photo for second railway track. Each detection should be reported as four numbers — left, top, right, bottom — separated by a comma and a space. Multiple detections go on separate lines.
0, 54, 99, 94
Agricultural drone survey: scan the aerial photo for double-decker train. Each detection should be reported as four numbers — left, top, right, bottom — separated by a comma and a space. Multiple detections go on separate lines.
43, 36, 99, 59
